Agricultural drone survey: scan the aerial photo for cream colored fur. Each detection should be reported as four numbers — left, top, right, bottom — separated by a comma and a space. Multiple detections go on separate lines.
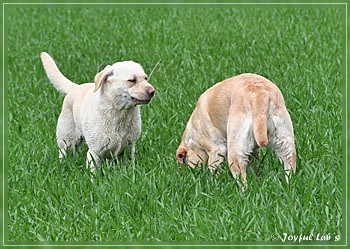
40, 52, 155, 172
176, 73, 296, 188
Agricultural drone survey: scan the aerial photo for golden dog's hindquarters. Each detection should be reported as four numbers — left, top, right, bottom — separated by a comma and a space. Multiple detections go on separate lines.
176, 73, 297, 190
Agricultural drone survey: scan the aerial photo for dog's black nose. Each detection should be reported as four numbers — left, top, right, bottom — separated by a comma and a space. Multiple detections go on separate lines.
147, 87, 155, 98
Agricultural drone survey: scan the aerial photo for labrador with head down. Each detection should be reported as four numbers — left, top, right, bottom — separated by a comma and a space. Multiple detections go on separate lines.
41, 52, 155, 172
176, 73, 296, 188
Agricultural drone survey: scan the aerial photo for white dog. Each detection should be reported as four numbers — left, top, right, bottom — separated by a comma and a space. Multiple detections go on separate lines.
176, 73, 296, 188
40, 52, 155, 172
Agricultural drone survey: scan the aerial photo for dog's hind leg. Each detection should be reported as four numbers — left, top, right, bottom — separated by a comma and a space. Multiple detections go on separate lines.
227, 114, 256, 191
271, 139, 296, 183
56, 109, 80, 160
227, 152, 249, 192
269, 113, 297, 183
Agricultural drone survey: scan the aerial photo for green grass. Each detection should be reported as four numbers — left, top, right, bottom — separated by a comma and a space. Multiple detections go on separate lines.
6, 6, 343, 243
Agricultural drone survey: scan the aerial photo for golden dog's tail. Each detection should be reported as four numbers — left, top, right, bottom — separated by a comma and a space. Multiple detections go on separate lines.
251, 95, 269, 147
40, 52, 78, 96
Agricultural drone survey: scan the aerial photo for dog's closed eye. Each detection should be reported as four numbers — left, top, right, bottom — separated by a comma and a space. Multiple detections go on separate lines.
128, 79, 137, 83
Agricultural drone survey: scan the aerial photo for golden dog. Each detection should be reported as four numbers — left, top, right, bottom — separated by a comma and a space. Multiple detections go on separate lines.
176, 73, 296, 187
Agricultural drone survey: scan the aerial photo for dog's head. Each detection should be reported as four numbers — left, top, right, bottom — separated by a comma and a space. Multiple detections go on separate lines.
94, 61, 155, 107
176, 143, 208, 168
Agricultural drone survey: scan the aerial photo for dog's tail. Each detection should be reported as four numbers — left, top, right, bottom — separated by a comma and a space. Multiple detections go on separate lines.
251, 95, 269, 147
40, 52, 78, 96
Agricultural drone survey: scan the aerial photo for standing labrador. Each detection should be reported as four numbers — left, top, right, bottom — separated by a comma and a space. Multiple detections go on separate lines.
176, 73, 296, 187
41, 52, 155, 172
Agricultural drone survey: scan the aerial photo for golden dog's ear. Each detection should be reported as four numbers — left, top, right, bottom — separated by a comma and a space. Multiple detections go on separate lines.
176, 146, 187, 164
94, 66, 113, 92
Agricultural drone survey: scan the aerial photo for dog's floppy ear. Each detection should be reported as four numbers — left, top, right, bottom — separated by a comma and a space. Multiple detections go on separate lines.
94, 66, 113, 92
176, 146, 187, 164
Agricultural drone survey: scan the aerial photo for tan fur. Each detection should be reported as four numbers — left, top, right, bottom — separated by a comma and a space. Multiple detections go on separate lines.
176, 73, 296, 189
93, 67, 114, 92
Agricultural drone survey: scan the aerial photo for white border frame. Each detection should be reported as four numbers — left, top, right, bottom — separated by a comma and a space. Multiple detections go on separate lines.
2, 2, 347, 247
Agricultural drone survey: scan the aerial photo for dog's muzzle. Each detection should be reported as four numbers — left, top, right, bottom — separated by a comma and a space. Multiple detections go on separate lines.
131, 87, 155, 105
131, 97, 151, 105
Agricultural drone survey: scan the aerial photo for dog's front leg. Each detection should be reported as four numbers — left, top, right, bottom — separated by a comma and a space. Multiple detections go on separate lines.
208, 153, 225, 175
86, 150, 101, 173
130, 143, 136, 167
208, 146, 226, 175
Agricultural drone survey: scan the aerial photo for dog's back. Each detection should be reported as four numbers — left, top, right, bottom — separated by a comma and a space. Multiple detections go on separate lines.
232, 74, 286, 146
201, 73, 289, 147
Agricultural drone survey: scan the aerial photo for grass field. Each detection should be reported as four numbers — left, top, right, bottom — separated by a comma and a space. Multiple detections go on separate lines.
6, 5, 344, 243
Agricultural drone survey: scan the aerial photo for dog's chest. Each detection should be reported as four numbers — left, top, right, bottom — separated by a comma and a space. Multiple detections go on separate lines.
100, 107, 141, 153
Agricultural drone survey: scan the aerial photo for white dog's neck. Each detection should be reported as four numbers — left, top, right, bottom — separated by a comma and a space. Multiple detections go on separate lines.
99, 101, 140, 136
93, 91, 141, 133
